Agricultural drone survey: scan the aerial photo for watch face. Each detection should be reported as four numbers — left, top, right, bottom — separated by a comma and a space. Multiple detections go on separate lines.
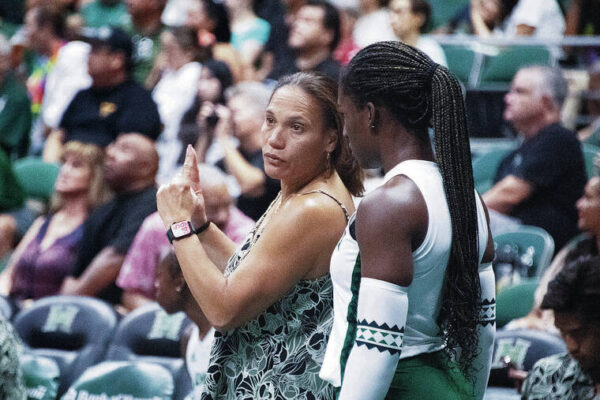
172, 221, 192, 237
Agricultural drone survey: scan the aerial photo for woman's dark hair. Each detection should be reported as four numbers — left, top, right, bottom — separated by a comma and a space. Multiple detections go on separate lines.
274, 72, 364, 197
341, 41, 480, 375
541, 255, 600, 320
306, 0, 341, 51
201, 0, 231, 43
168, 26, 202, 62
203, 59, 234, 104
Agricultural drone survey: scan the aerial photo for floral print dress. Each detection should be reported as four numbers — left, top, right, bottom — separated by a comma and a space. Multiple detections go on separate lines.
201, 194, 336, 400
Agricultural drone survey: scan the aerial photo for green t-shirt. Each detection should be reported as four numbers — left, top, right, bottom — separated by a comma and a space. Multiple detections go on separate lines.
0, 19, 19, 39
0, 148, 24, 211
124, 24, 164, 86
0, 73, 31, 158
80, 0, 131, 29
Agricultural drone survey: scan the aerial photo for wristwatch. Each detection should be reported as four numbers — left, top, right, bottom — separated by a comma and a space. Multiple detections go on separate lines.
166, 220, 211, 244
167, 220, 196, 244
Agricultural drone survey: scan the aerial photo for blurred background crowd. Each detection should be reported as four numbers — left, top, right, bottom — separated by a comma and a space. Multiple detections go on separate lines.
0, 0, 600, 399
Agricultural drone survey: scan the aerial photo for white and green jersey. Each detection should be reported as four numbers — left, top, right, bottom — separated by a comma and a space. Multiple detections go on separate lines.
320, 160, 490, 387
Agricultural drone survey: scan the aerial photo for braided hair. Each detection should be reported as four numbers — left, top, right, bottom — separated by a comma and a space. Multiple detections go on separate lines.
341, 41, 481, 375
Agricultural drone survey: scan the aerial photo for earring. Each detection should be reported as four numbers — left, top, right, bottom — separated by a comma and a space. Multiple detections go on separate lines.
370, 123, 376, 129
175, 286, 182, 292
327, 152, 331, 163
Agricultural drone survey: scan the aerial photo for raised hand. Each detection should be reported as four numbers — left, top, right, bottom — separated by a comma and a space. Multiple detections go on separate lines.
157, 146, 208, 230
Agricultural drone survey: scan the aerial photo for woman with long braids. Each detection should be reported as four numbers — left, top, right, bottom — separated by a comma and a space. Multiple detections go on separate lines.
320, 41, 496, 399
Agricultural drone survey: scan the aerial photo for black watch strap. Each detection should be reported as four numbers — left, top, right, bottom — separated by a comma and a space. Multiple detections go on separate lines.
195, 221, 211, 235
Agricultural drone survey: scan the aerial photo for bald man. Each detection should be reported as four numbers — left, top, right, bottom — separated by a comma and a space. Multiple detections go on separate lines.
61, 133, 159, 304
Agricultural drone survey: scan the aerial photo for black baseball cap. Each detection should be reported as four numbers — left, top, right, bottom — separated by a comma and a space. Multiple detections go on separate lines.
81, 26, 133, 60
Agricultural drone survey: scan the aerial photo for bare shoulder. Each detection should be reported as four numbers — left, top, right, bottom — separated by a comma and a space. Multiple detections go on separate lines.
357, 175, 426, 230
280, 191, 350, 230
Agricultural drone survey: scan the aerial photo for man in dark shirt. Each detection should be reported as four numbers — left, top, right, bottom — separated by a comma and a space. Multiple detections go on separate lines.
61, 133, 159, 304
267, 0, 341, 81
483, 66, 587, 250
210, 82, 280, 221
44, 27, 161, 161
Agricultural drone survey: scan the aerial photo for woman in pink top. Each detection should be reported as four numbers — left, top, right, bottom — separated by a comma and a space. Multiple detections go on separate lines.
118, 163, 254, 310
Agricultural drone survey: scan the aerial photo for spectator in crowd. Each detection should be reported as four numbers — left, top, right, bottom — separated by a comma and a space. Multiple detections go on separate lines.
80, 0, 131, 29
185, 0, 243, 82
25, 5, 91, 155
261, 0, 306, 81
117, 163, 254, 310
210, 81, 280, 221
60, 133, 158, 305
352, 0, 395, 48
275, 0, 342, 81
124, 0, 167, 86
483, 66, 586, 250
437, 0, 514, 36
225, 0, 271, 80
0, 33, 31, 159
44, 27, 161, 162
521, 255, 600, 400
578, 61, 600, 145
0, 148, 23, 214
0, 141, 108, 300
506, 176, 600, 333
179, 59, 234, 165
148, 26, 203, 183
497, 0, 565, 39
154, 250, 214, 396
389, 0, 447, 66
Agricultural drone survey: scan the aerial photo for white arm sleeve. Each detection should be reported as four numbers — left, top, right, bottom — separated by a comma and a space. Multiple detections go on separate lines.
472, 262, 496, 400
338, 278, 408, 400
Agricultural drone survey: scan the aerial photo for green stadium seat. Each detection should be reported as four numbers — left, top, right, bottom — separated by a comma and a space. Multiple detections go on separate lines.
478, 46, 555, 88
442, 44, 482, 86
12, 157, 59, 203
494, 225, 555, 278
22, 354, 60, 400
472, 147, 513, 194
582, 143, 599, 179
495, 278, 540, 328
427, 0, 469, 30
60, 361, 174, 400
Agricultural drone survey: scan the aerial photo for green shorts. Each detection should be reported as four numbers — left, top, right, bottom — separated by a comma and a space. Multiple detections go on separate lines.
386, 351, 475, 400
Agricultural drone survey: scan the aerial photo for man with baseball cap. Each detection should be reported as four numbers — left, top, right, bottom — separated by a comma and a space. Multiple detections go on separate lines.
43, 26, 162, 161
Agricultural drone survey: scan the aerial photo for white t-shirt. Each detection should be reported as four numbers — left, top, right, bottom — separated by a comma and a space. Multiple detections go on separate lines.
186, 324, 215, 398
153, 61, 202, 183
499, 0, 565, 39
416, 36, 448, 67
353, 9, 397, 48
43, 41, 92, 129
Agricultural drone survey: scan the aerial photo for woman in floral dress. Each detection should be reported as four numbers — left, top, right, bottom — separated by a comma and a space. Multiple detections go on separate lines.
157, 72, 363, 399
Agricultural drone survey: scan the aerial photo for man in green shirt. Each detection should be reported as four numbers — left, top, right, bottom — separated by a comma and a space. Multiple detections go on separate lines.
0, 147, 24, 212
0, 33, 31, 159
124, 0, 167, 87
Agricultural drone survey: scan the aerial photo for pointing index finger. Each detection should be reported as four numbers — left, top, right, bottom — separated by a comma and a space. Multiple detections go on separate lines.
183, 145, 201, 194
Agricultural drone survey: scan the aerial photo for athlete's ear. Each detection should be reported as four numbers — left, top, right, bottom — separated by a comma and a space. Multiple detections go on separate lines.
366, 102, 378, 133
